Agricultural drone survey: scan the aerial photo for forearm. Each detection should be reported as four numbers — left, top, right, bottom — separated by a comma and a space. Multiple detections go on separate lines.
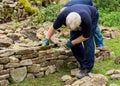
71, 35, 88, 45
46, 25, 55, 40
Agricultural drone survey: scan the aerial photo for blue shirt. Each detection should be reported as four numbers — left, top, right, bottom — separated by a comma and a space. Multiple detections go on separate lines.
64, 0, 93, 7
53, 4, 98, 38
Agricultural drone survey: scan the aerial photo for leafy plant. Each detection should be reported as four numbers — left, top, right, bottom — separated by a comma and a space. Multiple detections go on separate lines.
18, 0, 39, 14
94, 0, 120, 12
99, 11, 120, 28
31, 3, 63, 24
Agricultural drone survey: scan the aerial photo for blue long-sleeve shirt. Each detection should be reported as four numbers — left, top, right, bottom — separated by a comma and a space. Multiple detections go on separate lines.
53, 4, 98, 38
64, 0, 93, 7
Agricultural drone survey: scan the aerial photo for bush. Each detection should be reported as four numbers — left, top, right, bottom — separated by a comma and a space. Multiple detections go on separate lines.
93, 0, 120, 28
31, 3, 63, 24
94, 0, 120, 12
19, 0, 39, 14
99, 10, 120, 28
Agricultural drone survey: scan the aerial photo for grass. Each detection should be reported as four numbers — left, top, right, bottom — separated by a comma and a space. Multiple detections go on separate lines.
9, 36, 120, 86
93, 58, 120, 86
104, 36, 120, 56
9, 69, 70, 86
93, 37, 120, 86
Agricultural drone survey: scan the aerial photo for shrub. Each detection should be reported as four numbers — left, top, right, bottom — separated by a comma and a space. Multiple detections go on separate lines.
19, 0, 39, 14
31, 3, 63, 24
94, 0, 120, 12
99, 11, 120, 28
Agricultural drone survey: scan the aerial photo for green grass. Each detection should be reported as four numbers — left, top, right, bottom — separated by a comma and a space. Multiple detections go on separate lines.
9, 36, 120, 86
93, 58, 120, 86
9, 69, 70, 86
104, 36, 120, 56
93, 37, 120, 86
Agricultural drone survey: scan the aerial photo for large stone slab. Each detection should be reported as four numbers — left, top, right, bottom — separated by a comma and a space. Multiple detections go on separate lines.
10, 67, 27, 82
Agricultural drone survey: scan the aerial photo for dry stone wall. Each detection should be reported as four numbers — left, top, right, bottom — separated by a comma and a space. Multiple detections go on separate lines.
0, 21, 118, 86
0, 0, 61, 23
0, 42, 78, 85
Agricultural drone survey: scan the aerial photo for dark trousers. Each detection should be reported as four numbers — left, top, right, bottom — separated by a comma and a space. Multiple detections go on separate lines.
70, 13, 98, 70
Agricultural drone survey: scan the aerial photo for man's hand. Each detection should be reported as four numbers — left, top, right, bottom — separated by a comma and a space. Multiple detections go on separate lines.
42, 38, 49, 45
65, 40, 73, 48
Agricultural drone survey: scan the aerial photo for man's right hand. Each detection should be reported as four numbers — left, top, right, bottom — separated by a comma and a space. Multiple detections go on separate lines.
41, 38, 49, 45
65, 40, 73, 48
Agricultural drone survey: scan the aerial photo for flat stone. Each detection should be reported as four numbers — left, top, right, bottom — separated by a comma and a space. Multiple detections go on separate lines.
70, 69, 80, 76
0, 69, 10, 75
0, 57, 10, 64
111, 74, 120, 80
4, 63, 20, 68
25, 73, 35, 80
0, 37, 13, 47
0, 49, 14, 57
0, 74, 9, 80
61, 75, 72, 82
34, 72, 44, 78
27, 64, 40, 73
20, 59, 33, 66
9, 56, 19, 63
45, 65, 56, 75
0, 80, 9, 86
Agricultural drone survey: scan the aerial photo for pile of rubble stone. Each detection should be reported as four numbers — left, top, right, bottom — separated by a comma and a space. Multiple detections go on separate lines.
101, 26, 120, 39
61, 71, 108, 86
0, 20, 120, 86
61, 68, 120, 86
106, 69, 120, 80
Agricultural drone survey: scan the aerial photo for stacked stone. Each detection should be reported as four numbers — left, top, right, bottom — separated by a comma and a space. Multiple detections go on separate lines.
0, 0, 23, 23
0, 41, 76, 86
0, 0, 61, 23
0, 42, 116, 85
101, 26, 120, 39
95, 47, 115, 61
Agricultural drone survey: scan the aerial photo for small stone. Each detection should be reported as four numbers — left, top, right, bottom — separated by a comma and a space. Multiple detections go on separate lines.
61, 75, 72, 82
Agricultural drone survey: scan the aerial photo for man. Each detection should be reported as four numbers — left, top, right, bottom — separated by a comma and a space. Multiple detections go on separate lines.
42, 4, 98, 79
62, 0, 104, 48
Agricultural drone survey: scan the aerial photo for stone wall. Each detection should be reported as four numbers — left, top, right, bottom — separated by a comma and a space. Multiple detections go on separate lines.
0, 21, 116, 86
0, 0, 61, 23
0, 42, 114, 86
0, 43, 73, 84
